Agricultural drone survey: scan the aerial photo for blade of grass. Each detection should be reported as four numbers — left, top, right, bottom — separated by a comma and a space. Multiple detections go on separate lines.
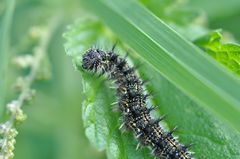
0, 0, 15, 116
82, 0, 240, 132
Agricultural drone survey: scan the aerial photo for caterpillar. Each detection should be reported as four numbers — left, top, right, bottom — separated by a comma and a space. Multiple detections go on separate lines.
82, 46, 193, 159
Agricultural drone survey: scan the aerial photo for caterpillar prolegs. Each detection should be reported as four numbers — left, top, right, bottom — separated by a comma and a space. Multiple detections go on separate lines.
82, 47, 193, 159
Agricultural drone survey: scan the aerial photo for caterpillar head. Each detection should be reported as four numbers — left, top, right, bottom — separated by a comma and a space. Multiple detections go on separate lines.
82, 48, 105, 71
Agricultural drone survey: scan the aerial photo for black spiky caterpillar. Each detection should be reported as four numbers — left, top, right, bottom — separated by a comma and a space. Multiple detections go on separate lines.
82, 47, 193, 159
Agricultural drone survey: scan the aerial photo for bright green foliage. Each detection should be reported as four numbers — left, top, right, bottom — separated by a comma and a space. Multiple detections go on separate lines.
82, 0, 240, 132
1, 0, 239, 158
63, 18, 102, 58
139, 0, 209, 41
132, 53, 240, 159
81, 74, 152, 159
139, 0, 199, 26
64, 20, 240, 158
64, 19, 153, 158
64, 0, 240, 158
64, 15, 240, 159
63, 18, 111, 69
141, 0, 240, 76
194, 31, 240, 75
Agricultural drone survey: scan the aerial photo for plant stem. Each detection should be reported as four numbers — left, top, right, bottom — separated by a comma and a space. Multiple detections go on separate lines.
0, 16, 59, 159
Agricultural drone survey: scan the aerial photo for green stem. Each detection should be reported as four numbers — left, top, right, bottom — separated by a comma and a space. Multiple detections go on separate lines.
0, 16, 60, 159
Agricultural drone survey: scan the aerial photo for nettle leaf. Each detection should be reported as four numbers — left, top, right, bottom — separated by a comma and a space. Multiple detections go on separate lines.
82, 73, 152, 159
64, 18, 152, 159
142, 0, 240, 76
144, 0, 240, 76
63, 18, 101, 57
82, 0, 240, 133
139, 0, 199, 26
139, 0, 209, 41
64, 0, 240, 159
63, 18, 117, 69
194, 31, 240, 75
64, 18, 240, 159
130, 53, 240, 159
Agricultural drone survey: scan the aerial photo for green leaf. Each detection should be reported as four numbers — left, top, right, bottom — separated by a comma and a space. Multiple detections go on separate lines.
63, 17, 160, 158
130, 53, 240, 159
142, 1, 240, 76
194, 30, 240, 75
81, 0, 240, 133
82, 74, 152, 159
63, 18, 115, 69
0, 0, 15, 116
64, 18, 240, 159
64, 18, 153, 159
63, 18, 102, 58
139, 0, 209, 42
139, 0, 200, 26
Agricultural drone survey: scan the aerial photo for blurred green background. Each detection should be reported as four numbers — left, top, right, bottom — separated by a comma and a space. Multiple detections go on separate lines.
1, 0, 240, 159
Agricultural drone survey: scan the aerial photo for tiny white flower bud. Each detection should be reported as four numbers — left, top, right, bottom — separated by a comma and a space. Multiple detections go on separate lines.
13, 55, 34, 69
